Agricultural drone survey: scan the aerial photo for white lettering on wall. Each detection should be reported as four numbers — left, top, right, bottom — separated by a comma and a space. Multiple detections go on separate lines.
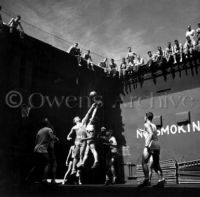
136, 120, 200, 139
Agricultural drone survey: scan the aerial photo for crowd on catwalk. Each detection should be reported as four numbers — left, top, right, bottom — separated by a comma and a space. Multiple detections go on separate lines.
0, 5, 200, 82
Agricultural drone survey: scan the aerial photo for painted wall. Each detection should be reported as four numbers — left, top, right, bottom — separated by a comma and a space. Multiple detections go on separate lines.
120, 62, 200, 164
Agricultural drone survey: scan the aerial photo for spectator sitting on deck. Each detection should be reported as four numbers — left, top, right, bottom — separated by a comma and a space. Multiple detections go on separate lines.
83, 50, 94, 70
109, 59, 118, 78
173, 40, 183, 63
98, 57, 108, 73
133, 53, 144, 71
184, 36, 196, 58
8, 15, 24, 38
147, 51, 157, 75
127, 47, 135, 63
134, 54, 146, 78
196, 23, 200, 43
196, 39, 200, 53
68, 43, 82, 66
186, 25, 196, 44
127, 57, 134, 76
165, 42, 174, 64
154, 46, 166, 68
119, 57, 127, 79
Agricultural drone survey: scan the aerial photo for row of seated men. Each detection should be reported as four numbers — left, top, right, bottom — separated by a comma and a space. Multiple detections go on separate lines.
1, 7, 200, 80
68, 23, 200, 80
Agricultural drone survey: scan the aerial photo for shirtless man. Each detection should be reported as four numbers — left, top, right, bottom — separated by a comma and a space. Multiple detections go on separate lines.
81, 104, 99, 168
104, 129, 118, 185
8, 15, 24, 38
67, 103, 96, 174
138, 112, 165, 187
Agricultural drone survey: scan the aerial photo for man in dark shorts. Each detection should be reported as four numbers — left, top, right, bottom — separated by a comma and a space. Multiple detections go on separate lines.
138, 112, 165, 187
103, 129, 118, 185
26, 118, 58, 184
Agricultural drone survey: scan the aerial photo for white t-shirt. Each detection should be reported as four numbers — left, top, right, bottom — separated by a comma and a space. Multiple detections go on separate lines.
186, 29, 196, 42
109, 136, 117, 153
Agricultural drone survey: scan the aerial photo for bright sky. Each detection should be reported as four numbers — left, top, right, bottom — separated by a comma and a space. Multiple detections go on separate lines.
0, 0, 200, 63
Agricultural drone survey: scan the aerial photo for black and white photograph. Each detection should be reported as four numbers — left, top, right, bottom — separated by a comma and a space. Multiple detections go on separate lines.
0, 0, 200, 196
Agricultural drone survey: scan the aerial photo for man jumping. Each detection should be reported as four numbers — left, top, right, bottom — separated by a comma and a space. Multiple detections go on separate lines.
81, 104, 99, 168
67, 103, 97, 174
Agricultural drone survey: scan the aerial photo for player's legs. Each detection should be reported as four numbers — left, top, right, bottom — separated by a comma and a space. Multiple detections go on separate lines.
110, 155, 116, 183
82, 144, 90, 166
71, 145, 80, 174
63, 161, 73, 184
51, 158, 57, 183
90, 143, 99, 168
142, 147, 151, 181
152, 151, 164, 182
79, 142, 86, 163
43, 153, 51, 182
149, 155, 154, 182
105, 154, 112, 185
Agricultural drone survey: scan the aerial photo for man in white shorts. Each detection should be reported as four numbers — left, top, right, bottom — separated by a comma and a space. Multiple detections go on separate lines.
138, 112, 165, 187
67, 103, 97, 174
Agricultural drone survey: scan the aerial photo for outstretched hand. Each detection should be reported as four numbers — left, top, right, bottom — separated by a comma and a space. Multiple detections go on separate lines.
67, 136, 72, 141
92, 103, 97, 108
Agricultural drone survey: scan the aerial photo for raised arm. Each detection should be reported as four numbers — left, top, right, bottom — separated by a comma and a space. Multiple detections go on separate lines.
8, 18, 14, 26
67, 127, 75, 140
88, 105, 98, 125
82, 103, 96, 125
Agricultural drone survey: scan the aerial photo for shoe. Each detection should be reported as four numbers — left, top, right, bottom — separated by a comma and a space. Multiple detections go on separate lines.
51, 180, 61, 185
112, 176, 117, 184
104, 179, 111, 186
91, 161, 99, 169
137, 179, 151, 188
41, 180, 48, 185
153, 179, 166, 188
71, 170, 77, 175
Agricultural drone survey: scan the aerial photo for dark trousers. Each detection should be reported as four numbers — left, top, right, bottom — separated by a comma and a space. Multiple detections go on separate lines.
26, 152, 50, 182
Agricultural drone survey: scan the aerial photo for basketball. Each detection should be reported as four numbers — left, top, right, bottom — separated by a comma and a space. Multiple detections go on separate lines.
89, 91, 97, 97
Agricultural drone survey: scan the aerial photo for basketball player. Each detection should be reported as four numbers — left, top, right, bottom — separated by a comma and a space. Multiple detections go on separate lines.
104, 129, 118, 185
26, 118, 58, 184
62, 145, 76, 184
138, 112, 165, 187
67, 103, 96, 174
81, 104, 99, 168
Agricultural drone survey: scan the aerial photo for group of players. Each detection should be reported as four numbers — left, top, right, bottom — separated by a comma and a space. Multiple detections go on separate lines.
63, 102, 118, 185
28, 91, 165, 187
63, 101, 165, 187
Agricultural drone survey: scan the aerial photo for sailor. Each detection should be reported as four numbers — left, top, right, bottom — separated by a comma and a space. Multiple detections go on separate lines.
67, 103, 97, 174
104, 129, 118, 185
81, 104, 99, 168
138, 112, 165, 187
